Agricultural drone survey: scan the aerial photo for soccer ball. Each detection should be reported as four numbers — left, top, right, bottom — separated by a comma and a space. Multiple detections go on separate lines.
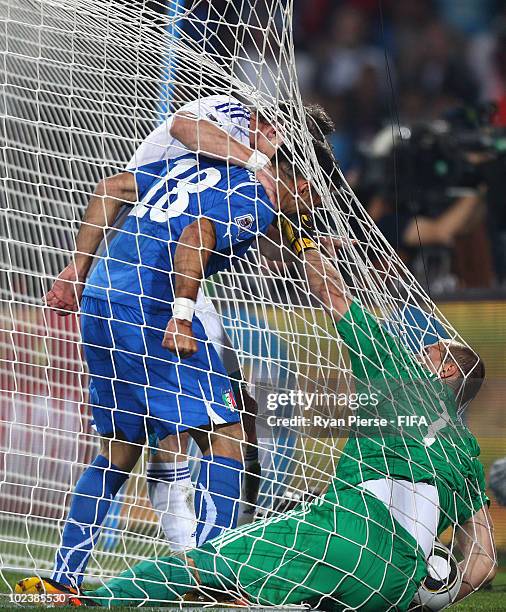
410, 542, 462, 611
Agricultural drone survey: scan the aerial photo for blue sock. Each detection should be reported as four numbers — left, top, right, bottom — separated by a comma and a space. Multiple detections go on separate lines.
194, 455, 243, 546
52, 455, 128, 587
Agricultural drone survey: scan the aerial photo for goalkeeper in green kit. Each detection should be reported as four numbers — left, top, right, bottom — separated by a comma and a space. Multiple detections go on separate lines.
21, 229, 496, 610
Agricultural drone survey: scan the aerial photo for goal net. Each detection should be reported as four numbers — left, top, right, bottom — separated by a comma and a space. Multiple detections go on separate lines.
0, 0, 494, 608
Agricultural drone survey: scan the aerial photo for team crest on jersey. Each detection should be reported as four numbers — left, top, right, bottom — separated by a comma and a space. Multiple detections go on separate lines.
234, 214, 254, 236
222, 388, 237, 411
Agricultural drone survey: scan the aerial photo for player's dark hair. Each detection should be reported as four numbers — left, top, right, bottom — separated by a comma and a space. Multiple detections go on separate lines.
277, 137, 340, 191
274, 102, 335, 141
445, 342, 486, 407
304, 103, 335, 140
255, 99, 339, 189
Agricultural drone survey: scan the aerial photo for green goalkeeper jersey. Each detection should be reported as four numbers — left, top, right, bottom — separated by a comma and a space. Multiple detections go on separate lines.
326, 301, 488, 532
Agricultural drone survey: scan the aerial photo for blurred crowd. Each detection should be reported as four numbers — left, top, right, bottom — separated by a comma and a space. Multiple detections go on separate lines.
294, 0, 506, 164
291, 0, 506, 293
153, 0, 506, 294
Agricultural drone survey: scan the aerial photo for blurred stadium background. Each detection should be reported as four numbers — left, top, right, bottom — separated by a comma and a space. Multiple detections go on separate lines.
1, 0, 506, 604
137, 0, 506, 563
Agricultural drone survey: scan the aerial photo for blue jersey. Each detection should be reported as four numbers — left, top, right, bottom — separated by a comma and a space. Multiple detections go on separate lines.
84, 155, 275, 312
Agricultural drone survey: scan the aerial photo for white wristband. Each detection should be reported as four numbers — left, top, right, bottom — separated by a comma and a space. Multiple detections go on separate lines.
245, 150, 270, 172
172, 297, 195, 322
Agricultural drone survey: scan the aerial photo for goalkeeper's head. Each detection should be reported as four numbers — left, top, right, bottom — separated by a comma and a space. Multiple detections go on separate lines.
272, 136, 339, 215
421, 340, 486, 408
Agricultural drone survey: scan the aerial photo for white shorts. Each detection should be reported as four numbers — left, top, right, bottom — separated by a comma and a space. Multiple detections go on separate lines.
360, 478, 439, 559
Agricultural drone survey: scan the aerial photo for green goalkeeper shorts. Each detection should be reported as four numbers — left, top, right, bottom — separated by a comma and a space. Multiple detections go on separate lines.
189, 489, 427, 611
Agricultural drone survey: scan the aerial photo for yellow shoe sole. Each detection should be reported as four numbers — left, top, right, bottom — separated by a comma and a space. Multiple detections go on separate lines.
15, 576, 78, 606
16, 576, 76, 594
15, 577, 46, 595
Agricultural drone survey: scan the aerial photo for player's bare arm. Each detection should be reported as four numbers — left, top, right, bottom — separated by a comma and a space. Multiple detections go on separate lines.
455, 505, 497, 601
162, 217, 216, 358
171, 111, 276, 166
301, 247, 352, 321
44, 172, 137, 315
170, 111, 277, 203
259, 213, 353, 321
267, 219, 352, 320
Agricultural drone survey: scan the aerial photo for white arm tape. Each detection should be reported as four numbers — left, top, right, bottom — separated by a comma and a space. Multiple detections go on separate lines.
172, 297, 196, 322
245, 150, 270, 172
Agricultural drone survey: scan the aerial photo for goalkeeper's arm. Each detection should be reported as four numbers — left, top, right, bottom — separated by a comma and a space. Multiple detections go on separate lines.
44, 172, 137, 314
291, 237, 424, 381
301, 246, 352, 322
259, 212, 352, 320
455, 505, 497, 601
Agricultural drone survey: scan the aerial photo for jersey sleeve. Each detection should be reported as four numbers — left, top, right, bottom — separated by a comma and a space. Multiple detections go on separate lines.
205, 181, 275, 253
177, 97, 222, 121
452, 459, 490, 528
336, 300, 429, 383
471, 460, 490, 512
180, 96, 251, 141
466, 439, 490, 520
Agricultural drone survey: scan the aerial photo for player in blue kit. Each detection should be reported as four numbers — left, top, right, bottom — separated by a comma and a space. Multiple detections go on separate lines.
81, 153, 275, 446
40, 96, 335, 559
37, 135, 336, 592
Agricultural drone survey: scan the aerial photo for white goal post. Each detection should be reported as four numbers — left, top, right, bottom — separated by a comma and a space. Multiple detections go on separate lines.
0, 0, 494, 608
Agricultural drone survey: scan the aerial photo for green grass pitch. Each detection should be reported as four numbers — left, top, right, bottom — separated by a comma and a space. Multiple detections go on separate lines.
1, 570, 505, 610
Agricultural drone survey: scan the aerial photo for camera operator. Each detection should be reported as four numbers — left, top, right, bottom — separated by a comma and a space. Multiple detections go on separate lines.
359, 114, 504, 287
367, 188, 483, 253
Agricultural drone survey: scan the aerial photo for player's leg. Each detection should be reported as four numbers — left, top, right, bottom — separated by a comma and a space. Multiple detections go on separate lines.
146, 431, 197, 550
62, 501, 322, 607
236, 384, 261, 524
68, 501, 307, 607
146, 410, 261, 545
190, 490, 427, 610
196, 294, 261, 526
190, 420, 245, 545
51, 437, 141, 588
187, 498, 340, 607
142, 308, 246, 547
147, 413, 256, 546
51, 297, 147, 588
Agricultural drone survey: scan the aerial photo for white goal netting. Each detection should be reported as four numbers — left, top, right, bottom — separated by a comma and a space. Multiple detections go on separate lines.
0, 0, 495, 609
